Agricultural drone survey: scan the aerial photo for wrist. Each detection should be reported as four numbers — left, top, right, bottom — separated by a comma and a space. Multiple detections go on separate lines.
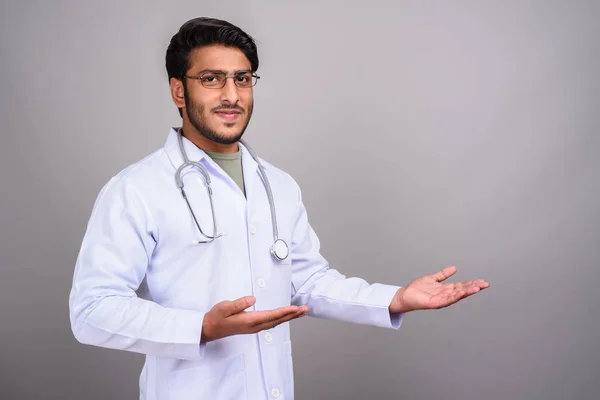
201, 313, 215, 343
390, 287, 408, 313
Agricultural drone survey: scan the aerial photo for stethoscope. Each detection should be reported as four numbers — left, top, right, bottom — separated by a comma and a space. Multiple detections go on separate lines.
174, 129, 289, 261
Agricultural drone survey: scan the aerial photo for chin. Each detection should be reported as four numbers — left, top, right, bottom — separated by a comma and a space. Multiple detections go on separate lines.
214, 130, 245, 144
217, 123, 247, 139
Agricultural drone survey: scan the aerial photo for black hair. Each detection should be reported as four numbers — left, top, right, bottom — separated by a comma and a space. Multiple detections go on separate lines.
165, 17, 259, 117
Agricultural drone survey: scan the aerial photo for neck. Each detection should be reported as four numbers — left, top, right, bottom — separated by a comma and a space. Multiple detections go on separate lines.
181, 120, 239, 154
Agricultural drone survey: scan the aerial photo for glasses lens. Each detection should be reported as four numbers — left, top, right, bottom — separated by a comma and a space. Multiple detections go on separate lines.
200, 72, 226, 88
234, 72, 256, 88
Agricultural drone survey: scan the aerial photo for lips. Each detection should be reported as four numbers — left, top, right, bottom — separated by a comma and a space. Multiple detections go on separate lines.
214, 110, 242, 121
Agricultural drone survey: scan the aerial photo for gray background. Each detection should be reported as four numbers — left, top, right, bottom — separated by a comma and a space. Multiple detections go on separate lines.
1, 0, 599, 399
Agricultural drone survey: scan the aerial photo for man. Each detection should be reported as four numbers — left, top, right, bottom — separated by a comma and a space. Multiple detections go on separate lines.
69, 17, 489, 400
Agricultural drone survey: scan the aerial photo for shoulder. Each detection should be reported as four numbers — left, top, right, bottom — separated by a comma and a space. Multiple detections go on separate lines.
116, 148, 169, 183
259, 157, 302, 194
94, 147, 171, 205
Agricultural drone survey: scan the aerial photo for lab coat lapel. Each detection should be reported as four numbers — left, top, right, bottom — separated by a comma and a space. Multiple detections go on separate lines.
239, 142, 259, 201
240, 142, 271, 233
164, 127, 240, 185
163, 127, 210, 171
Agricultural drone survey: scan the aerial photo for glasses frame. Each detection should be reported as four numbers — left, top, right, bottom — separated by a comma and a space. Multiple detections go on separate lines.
181, 71, 260, 89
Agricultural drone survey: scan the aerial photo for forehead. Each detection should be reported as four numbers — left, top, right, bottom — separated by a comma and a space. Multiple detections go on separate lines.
187, 44, 251, 73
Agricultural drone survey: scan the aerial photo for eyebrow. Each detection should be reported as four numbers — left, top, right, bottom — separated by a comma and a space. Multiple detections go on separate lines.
197, 69, 252, 75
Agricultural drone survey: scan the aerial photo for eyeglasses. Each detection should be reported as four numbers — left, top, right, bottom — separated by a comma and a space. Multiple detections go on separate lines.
182, 71, 260, 89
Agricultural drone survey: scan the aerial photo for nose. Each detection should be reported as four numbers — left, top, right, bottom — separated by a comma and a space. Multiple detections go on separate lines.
219, 77, 240, 105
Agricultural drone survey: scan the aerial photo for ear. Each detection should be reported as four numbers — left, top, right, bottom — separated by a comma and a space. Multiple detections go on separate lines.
169, 77, 185, 109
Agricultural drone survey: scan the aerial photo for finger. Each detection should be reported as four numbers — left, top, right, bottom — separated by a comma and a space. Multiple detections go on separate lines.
461, 279, 489, 288
448, 281, 479, 292
448, 286, 482, 305
245, 306, 301, 326
222, 296, 256, 317
463, 281, 489, 292
436, 282, 468, 295
252, 308, 308, 332
477, 280, 490, 289
248, 306, 308, 327
429, 285, 479, 309
431, 266, 457, 283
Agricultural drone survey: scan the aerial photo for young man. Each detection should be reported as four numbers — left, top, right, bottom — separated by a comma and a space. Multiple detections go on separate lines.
69, 17, 489, 400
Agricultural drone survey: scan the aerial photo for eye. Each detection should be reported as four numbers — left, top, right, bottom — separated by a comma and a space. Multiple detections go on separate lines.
201, 74, 220, 82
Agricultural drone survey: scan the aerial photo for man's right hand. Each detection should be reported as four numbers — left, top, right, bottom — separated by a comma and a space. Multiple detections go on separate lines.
200, 296, 308, 342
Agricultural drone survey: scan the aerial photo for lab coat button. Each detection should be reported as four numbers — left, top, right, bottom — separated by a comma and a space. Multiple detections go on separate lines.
257, 278, 266, 288
250, 224, 257, 234
271, 388, 281, 398
264, 331, 273, 343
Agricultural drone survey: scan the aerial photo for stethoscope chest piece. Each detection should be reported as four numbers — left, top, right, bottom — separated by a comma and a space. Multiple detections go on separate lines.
271, 239, 289, 261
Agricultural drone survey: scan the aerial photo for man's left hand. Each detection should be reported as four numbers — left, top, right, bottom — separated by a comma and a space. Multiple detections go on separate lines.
389, 266, 489, 313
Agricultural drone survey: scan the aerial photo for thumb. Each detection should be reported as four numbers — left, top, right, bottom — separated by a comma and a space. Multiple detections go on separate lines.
223, 296, 256, 317
431, 266, 458, 282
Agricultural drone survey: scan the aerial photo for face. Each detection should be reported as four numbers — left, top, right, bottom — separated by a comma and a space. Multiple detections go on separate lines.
176, 44, 254, 145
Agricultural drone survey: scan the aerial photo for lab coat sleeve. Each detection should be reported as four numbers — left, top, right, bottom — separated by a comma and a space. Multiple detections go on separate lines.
69, 175, 206, 360
288, 183, 404, 330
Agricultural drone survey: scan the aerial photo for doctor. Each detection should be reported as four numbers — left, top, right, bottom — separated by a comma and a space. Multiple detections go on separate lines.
69, 17, 489, 400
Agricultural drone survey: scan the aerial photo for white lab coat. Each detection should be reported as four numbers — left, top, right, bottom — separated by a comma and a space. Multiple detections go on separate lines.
69, 128, 404, 400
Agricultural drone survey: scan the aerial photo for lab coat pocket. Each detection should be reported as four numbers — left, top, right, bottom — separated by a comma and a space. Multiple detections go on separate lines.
167, 353, 247, 400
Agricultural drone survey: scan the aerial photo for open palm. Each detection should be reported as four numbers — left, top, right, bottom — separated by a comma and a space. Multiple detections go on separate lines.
390, 266, 489, 313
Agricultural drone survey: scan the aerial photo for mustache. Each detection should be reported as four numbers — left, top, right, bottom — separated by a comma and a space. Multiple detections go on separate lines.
211, 104, 245, 113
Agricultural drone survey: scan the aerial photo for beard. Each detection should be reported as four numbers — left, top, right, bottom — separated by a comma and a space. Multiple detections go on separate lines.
184, 88, 253, 145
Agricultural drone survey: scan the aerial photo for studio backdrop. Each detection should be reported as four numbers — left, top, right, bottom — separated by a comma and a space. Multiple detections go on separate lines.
1, 1, 599, 399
